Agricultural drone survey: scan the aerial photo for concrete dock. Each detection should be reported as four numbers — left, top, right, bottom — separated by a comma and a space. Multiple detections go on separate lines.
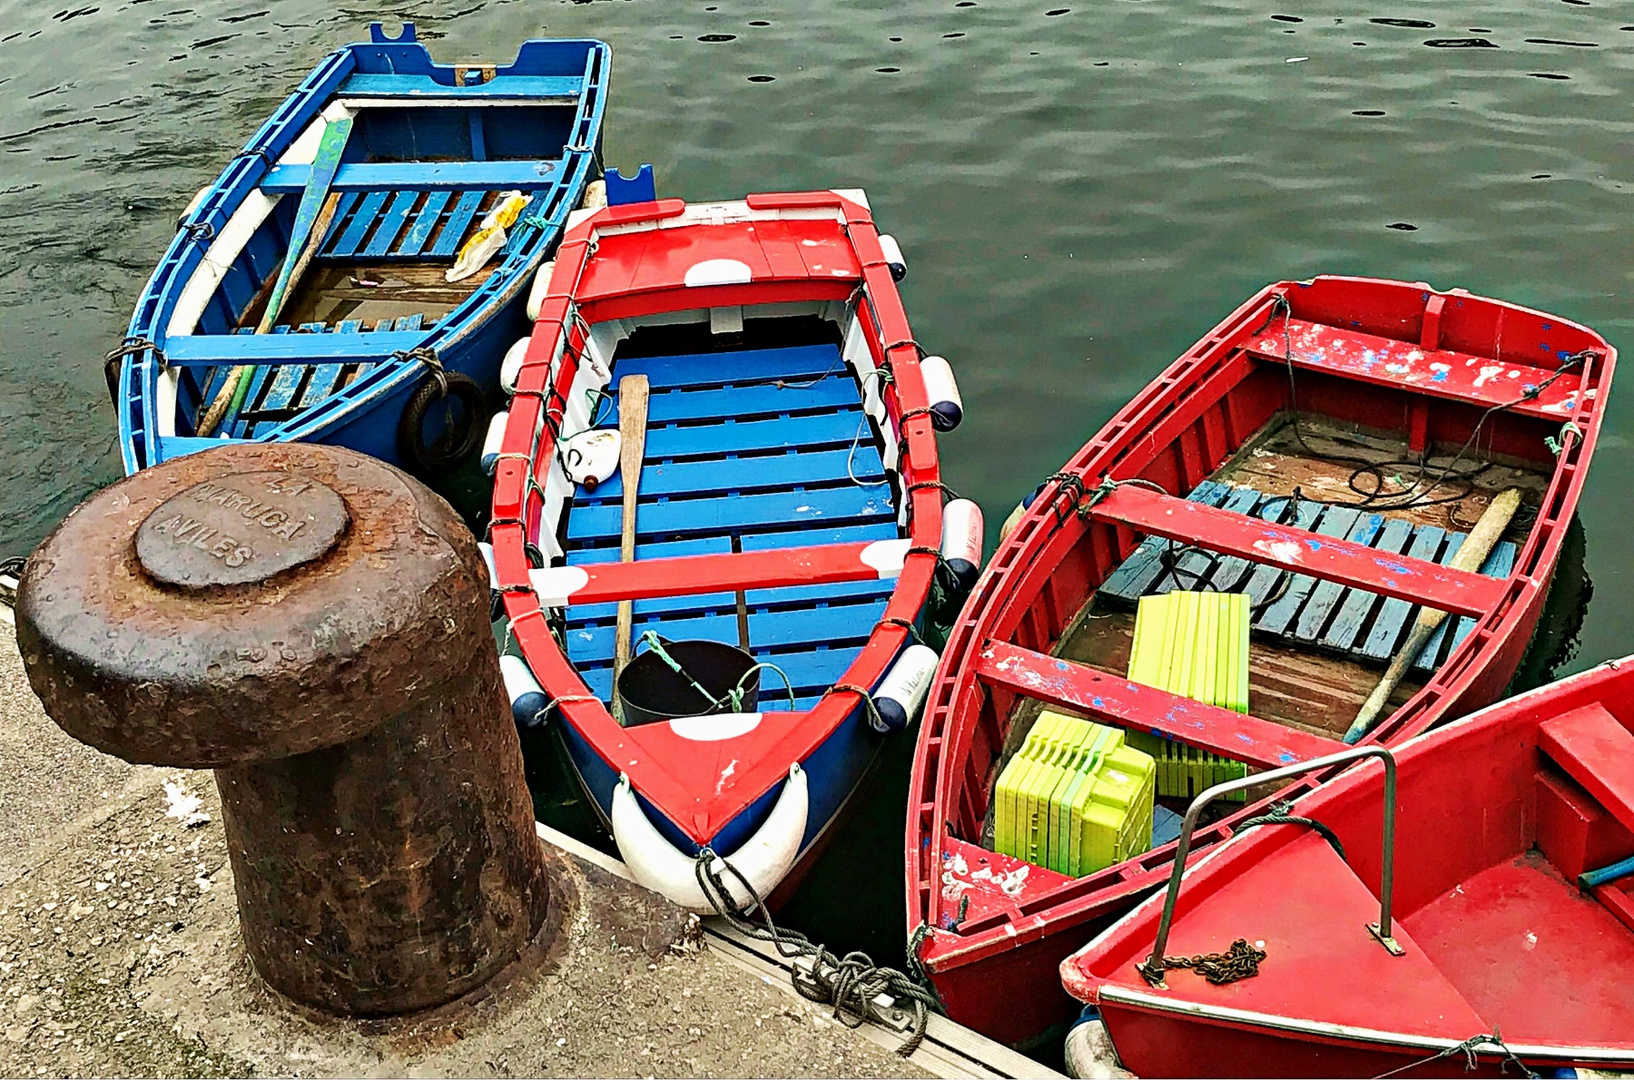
0, 623, 1050, 1078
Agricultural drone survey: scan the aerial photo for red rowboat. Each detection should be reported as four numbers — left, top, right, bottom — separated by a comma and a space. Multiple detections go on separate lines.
905, 276, 1614, 1045
1061, 654, 1634, 1077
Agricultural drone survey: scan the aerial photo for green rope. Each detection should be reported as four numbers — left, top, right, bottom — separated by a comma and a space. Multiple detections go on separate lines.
636, 631, 796, 714
1545, 420, 1582, 457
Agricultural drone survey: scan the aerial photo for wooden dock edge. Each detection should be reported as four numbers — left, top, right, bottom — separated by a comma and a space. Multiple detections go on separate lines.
534, 821, 1065, 1080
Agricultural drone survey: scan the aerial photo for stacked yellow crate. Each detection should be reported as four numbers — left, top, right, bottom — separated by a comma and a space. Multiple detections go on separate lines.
993, 712, 1156, 877
1125, 591, 1252, 801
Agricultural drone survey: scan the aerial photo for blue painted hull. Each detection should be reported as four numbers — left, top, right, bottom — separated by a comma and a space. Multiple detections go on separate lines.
115, 25, 609, 475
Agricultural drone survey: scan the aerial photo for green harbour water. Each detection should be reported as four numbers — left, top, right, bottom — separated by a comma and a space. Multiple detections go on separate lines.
3, 0, 1633, 1054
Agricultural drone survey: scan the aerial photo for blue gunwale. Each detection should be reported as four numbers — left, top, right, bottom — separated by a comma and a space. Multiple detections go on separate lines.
116, 28, 611, 474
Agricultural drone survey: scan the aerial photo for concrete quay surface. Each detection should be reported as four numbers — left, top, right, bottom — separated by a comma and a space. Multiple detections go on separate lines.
0, 627, 934, 1079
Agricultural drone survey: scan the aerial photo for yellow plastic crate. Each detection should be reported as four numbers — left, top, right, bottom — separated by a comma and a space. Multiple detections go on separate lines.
1126, 591, 1252, 801
993, 711, 1155, 877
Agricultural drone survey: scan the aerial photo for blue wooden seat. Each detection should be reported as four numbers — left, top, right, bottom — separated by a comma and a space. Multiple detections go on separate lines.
1097, 481, 1516, 675
201, 315, 427, 437
560, 343, 902, 713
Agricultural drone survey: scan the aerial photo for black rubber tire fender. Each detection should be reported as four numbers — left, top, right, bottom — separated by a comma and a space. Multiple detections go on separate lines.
397, 371, 489, 475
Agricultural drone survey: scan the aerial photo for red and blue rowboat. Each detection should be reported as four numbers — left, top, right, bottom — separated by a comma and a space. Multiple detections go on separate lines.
905, 276, 1613, 1045
1062, 653, 1634, 1077
489, 190, 967, 909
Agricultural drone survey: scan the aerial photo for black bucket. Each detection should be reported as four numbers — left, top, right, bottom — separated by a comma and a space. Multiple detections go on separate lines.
617, 637, 760, 727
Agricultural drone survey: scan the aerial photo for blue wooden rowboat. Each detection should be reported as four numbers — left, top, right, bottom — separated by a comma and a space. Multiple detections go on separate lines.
110, 23, 609, 476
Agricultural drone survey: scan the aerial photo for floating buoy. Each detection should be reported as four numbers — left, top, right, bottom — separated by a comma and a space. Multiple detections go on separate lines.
581, 178, 607, 212
877, 233, 907, 282
500, 336, 531, 395
525, 259, 557, 322
940, 498, 985, 591
559, 427, 621, 490
480, 410, 509, 476
500, 654, 550, 728
871, 643, 940, 732
919, 355, 963, 431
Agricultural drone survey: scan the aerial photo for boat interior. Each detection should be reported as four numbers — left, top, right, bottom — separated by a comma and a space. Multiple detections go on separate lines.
167, 97, 588, 440
1082, 678, 1634, 1053
942, 282, 1607, 905
535, 308, 907, 718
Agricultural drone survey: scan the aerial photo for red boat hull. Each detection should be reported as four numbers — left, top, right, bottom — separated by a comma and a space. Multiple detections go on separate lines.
1062, 655, 1634, 1076
907, 276, 1616, 1044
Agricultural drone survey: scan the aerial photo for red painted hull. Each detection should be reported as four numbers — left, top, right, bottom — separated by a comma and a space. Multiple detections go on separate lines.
1062, 657, 1634, 1076
905, 276, 1616, 1045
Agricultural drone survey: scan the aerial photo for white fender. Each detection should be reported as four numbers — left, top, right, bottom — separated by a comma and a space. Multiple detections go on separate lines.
612, 764, 808, 913
877, 233, 907, 282
871, 643, 940, 732
480, 410, 508, 476
564, 179, 607, 232
477, 540, 499, 590
999, 498, 1028, 544
940, 498, 985, 591
176, 184, 210, 230
525, 259, 557, 322
500, 654, 550, 729
500, 335, 532, 394
919, 354, 963, 431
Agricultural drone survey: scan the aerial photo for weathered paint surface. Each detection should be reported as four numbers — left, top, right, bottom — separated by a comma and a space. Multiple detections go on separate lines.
17, 443, 551, 1016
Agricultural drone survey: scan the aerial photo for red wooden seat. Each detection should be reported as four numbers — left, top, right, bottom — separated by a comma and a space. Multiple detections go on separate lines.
1243, 316, 1584, 422
972, 639, 1338, 770
521, 538, 912, 607
1540, 704, 1634, 836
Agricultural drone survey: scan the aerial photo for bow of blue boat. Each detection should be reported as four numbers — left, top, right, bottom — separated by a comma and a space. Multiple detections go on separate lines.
114, 22, 610, 477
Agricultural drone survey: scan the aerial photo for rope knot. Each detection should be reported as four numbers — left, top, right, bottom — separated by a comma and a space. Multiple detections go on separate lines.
180, 219, 215, 243
393, 346, 447, 395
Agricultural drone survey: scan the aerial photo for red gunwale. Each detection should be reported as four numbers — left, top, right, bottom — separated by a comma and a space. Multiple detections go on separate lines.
905, 275, 1615, 1043
490, 193, 944, 845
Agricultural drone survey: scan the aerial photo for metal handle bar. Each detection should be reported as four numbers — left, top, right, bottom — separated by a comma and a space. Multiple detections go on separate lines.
1140, 744, 1402, 984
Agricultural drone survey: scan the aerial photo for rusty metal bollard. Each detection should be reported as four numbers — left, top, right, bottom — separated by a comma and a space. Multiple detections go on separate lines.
15, 443, 550, 1016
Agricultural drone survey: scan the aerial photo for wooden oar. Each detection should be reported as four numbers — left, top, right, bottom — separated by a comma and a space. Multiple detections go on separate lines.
197, 116, 354, 437
731, 536, 751, 652
612, 374, 650, 723
1345, 487, 1523, 744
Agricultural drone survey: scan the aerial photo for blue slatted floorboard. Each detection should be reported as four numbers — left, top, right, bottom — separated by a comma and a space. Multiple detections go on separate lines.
560, 342, 900, 717
316, 188, 496, 262
1097, 481, 1517, 676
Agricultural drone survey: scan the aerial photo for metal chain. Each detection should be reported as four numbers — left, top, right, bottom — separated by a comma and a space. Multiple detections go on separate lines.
1137, 937, 1265, 987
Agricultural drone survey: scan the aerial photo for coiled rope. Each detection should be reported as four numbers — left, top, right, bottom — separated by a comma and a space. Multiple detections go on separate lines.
693, 850, 941, 1056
